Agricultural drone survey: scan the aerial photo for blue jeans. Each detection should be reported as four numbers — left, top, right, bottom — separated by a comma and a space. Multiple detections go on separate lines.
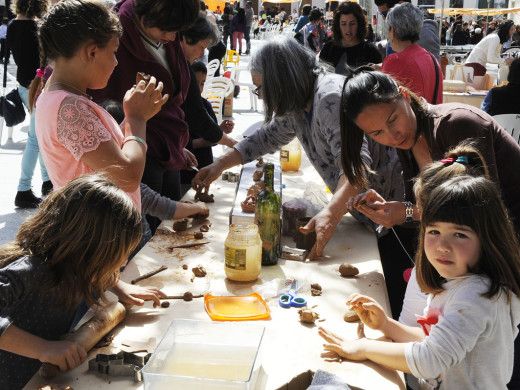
17, 86, 49, 191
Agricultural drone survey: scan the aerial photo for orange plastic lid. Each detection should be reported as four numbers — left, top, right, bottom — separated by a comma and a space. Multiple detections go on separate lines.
204, 293, 271, 321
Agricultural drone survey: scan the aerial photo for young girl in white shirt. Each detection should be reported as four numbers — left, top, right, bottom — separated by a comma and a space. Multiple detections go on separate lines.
319, 173, 520, 389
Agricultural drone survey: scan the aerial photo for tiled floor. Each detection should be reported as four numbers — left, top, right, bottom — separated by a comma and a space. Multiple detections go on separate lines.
0, 44, 264, 246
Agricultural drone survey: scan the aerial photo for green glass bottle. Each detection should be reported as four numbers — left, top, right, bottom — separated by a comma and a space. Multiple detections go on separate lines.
254, 162, 280, 266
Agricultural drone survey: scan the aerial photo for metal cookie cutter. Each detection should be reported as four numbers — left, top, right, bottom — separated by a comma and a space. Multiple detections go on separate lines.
88, 350, 151, 382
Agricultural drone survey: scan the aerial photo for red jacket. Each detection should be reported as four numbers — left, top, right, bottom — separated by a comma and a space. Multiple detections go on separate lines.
91, 0, 190, 170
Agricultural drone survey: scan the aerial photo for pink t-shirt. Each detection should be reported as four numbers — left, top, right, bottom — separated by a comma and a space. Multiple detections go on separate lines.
381, 44, 443, 105
35, 91, 141, 209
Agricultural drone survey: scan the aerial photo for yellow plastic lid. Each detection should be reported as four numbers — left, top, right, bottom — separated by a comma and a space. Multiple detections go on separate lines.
204, 293, 271, 321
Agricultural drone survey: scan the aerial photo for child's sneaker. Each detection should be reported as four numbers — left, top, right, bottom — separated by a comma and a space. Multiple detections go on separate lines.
15, 190, 42, 209
41, 180, 53, 196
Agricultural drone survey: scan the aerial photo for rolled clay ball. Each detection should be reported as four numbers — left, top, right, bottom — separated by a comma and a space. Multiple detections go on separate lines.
339, 263, 359, 277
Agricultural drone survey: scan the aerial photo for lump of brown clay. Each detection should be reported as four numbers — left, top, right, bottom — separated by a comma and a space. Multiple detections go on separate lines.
339, 263, 359, 277
136, 71, 151, 85
311, 283, 322, 296
200, 224, 210, 232
194, 231, 204, 239
192, 265, 207, 277
161, 301, 170, 308
256, 157, 265, 168
195, 191, 214, 203
193, 208, 210, 220
343, 310, 360, 322
241, 195, 256, 213
298, 307, 319, 324
253, 170, 263, 181
182, 264, 188, 270
173, 218, 189, 232
183, 291, 194, 301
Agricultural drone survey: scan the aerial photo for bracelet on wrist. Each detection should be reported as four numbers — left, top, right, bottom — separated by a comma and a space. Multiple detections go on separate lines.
403, 201, 414, 223
122, 136, 147, 151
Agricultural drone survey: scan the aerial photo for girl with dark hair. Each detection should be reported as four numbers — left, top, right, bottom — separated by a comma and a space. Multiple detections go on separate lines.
29, 0, 167, 312
319, 174, 520, 390
0, 174, 153, 388
465, 19, 515, 90
340, 69, 520, 330
221, 6, 233, 50
230, 8, 246, 54
319, 1, 381, 73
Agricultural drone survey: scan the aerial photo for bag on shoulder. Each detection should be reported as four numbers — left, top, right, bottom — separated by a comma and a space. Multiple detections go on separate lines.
0, 88, 26, 127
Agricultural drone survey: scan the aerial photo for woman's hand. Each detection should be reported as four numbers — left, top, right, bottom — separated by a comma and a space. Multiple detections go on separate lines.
111, 280, 166, 308
318, 326, 368, 362
39, 340, 87, 371
191, 163, 224, 193
184, 148, 198, 170
347, 293, 389, 332
220, 119, 235, 134
347, 189, 405, 228
123, 76, 169, 122
300, 206, 343, 260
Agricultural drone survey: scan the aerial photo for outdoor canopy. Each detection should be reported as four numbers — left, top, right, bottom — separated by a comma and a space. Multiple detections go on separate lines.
428, 6, 520, 16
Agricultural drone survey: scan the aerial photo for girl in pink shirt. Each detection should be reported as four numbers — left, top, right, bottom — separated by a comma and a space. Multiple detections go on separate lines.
29, 0, 169, 306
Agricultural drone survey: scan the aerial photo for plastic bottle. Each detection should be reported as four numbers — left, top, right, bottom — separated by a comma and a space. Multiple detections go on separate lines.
225, 224, 262, 282
255, 163, 281, 265
280, 138, 302, 172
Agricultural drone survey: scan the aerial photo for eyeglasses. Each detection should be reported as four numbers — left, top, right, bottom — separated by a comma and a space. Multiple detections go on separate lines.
253, 85, 262, 97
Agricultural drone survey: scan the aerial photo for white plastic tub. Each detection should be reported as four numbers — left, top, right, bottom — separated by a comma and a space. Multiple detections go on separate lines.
143, 319, 265, 390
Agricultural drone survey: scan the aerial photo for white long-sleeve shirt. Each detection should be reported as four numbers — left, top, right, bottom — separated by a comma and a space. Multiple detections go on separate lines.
465, 33, 505, 66
405, 275, 520, 390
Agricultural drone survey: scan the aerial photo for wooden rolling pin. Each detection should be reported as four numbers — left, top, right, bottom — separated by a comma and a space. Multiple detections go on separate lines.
39, 301, 127, 379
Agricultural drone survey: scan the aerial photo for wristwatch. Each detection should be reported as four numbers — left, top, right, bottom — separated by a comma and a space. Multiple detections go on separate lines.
403, 201, 414, 223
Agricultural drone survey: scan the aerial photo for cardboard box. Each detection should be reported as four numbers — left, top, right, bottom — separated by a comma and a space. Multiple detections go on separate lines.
223, 90, 234, 117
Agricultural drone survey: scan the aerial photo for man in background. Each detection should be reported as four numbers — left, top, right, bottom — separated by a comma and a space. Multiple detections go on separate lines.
244, 1, 253, 55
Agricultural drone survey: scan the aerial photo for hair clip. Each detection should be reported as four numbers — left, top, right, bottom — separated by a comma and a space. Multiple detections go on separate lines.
440, 158, 454, 163
455, 156, 469, 164
398, 86, 409, 99
36, 68, 45, 78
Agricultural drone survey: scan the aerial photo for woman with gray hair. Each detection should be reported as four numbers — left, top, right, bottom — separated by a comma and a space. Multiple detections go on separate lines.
381, 2, 443, 104
192, 37, 404, 266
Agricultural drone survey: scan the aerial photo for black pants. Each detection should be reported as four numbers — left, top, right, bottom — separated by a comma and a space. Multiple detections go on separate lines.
377, 225, 418, 320
141, 154, 181, 234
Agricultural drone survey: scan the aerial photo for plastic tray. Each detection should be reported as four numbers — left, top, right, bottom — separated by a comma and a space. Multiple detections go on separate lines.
204, 293, 271, 321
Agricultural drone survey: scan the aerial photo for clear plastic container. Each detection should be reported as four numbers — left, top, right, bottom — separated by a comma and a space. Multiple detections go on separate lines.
280, 138, 302, 172
225, 224, 262, 282
142, 319, 265, 390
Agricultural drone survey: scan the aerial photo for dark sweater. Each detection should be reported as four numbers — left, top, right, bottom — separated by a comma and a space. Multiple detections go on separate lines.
319, 40, 382, 72
487, 83, 520, 116
6, 20, 39, 88
90, 0, 191, 171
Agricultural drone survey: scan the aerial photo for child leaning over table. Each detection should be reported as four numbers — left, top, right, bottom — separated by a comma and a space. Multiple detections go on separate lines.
0, 174, 166, 389
319, 174, 520, 389
100, 100, 210, 250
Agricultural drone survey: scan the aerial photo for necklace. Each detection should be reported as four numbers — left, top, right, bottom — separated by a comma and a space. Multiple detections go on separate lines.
47, 81, 92, 100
